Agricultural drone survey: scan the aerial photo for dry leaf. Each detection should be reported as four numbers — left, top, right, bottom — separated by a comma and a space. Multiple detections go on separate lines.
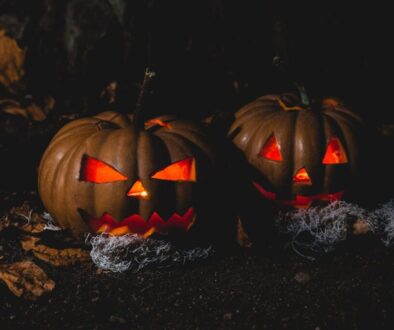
0, 261, 55, 300
1, 96, 55, 121
100, 81, 117, 105
0, 203, 63, 235
237, 217, 252, 248
21, 236, 90, 267
0, 29, 25, 91
352, 219, 371, 236
2, 105, 29, 119
4, 202, 46, 233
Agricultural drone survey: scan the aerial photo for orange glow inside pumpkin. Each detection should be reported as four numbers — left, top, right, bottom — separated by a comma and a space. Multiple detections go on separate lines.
81, 156, 127, 183
260, 134, 282, 161
127, 179, 149, 200
151, 158, 196, 182
322, 137, 348, 164
144, 119, 173, 129
293, 167, 312, 185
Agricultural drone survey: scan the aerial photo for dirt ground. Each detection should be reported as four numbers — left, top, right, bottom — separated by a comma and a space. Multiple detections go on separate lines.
1, 217, 394, 330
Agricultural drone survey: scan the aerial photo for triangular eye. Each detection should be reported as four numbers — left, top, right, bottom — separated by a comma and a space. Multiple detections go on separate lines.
151, 158, 196, 182
80, 155, 127, 183
259, 134, 283, 161
322, 137, 348, 164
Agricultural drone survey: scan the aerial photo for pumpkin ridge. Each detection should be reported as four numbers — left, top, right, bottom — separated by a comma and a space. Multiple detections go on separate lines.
49, 132, 89, 231
243, 111, 283, 159
156, 130, 214, 161
149, 132, 193, 215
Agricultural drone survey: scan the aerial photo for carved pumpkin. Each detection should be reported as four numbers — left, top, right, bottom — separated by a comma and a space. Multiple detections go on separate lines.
228, 94, 363, 209
38, 112, 216, 238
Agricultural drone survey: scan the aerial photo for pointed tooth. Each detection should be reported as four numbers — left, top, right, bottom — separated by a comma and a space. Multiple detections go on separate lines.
143, 227, 156, 238
97, 224, 110, 233
109, 225, 133, 236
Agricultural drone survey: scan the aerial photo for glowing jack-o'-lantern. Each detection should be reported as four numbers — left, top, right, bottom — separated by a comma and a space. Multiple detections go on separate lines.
228, 94, 363, 209
38, 112, 216, 238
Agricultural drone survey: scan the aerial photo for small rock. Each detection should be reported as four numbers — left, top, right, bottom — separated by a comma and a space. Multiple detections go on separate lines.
223, 313, 233, 321
294, 272, 311, 284
109, 315, 126, 324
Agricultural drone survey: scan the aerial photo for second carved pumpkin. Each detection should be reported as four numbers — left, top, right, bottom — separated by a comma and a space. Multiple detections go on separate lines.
228, 93, 363, 209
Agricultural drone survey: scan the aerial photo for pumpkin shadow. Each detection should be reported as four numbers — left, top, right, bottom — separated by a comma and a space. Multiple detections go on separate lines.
206, 112, 284, 249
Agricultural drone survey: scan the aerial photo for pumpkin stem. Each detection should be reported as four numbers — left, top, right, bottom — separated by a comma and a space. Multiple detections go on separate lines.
273, 57, 310, 107
272, 16, 310, 107
134, 68, 156, 126
294, 82, 310, 107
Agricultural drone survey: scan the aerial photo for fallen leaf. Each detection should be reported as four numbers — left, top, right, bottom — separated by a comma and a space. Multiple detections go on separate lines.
1, 96, 55, 121
0, 29, 25, 92
0, 202, 61, 234
352, 219, 371, 236
2, 105, 29, 119
100, 81, 117, 105
21, 236, 90, 267
0, 261, 55, 300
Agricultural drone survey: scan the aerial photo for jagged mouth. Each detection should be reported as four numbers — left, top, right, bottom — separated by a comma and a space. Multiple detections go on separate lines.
82, 207, 196, 237
252, 181, 344, 208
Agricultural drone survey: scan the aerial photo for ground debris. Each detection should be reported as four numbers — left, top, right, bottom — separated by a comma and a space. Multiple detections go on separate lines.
294, 271, 311, 284
21, 236, 90, 267
1, 95, 55, 122
0, 260, 55, 300
0, 29, 25, 92
0, 202, 61, 234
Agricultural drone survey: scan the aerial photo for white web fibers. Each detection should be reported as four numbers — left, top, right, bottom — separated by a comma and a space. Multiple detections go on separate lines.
41, 212, 63, 231
370, 200, 394, 246
278, 200, 394, 257
86, 233, 213, 273
278, 201, 369, 256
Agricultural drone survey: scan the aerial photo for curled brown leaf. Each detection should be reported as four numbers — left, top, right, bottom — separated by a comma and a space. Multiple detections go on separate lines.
21, 236, 91, 267
0, 29, 25, 92
0, 261, 55, 300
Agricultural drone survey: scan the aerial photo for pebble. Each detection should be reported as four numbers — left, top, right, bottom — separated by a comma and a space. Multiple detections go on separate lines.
109, 315, 126, 324
294, 272, 311, 284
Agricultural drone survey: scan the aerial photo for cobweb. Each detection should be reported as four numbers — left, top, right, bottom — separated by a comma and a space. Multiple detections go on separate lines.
86, 233, 213, 273
277, 200, 393, 258
370, 200, 394, 246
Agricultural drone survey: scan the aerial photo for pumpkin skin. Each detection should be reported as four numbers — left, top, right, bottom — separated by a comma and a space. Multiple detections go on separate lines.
38, 111, 216, 238
228, 94, 363, 209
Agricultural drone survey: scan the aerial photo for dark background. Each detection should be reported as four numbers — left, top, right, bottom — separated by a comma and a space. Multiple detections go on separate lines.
0, 0, 389, 122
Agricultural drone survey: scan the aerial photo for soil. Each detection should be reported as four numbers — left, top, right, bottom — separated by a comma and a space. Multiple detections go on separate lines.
1, 221, 394, 330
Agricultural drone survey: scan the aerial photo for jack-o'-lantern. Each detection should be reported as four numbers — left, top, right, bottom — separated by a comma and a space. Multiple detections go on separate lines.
38, 112, 216, 238
38, 69, 220, 240
228, 93, 363, 209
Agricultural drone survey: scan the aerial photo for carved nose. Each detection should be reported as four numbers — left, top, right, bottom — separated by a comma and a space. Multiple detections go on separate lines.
127, 179, 150, 200
293, 167, 312, 185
